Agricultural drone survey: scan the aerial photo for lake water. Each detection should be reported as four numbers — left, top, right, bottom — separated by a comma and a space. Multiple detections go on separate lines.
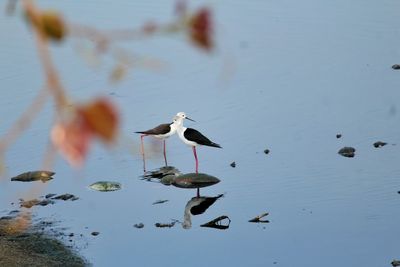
1, 0, 400, 266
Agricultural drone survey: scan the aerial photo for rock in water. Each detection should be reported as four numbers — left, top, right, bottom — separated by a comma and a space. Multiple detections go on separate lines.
89, 181, 121, 192
11, 171, 55, 183
172, 173, 220, 189
392, 260, 400, 267
373, 141, 387, 148
392, 64, 400, 70
338, 147, 356, 158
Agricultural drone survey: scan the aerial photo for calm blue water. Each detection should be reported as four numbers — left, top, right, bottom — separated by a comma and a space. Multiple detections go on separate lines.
1, 0, 400, 266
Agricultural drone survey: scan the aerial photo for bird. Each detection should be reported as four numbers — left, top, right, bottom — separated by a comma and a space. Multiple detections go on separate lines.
174, 112, 221, 173
135, 112, 194, 171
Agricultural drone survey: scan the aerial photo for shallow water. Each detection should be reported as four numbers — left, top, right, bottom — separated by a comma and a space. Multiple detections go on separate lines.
1, 0, 400, 266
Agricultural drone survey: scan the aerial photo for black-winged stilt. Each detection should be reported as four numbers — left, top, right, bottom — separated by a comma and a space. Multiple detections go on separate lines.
174, 112, 221, 173
135, 112, 194, 171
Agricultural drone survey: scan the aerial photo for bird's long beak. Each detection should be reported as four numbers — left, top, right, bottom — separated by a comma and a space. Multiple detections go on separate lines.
186, 117, 195, 122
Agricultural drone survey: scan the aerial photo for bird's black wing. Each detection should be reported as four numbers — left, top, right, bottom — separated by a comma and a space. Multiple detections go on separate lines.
184, 128, 221, 148
135, 123, 172, 135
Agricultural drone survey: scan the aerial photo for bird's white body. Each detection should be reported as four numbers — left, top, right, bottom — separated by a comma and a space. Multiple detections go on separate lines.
177, 126, 198, 147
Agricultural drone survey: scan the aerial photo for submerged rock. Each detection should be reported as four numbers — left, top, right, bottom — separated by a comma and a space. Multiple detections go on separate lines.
338, 147, 356, 158
392, 260, 400, 267
392, 64, 400, 70
89, 181, 121, 192
336, 134, 342, 139
373, 141, 387, 148
11, 171, 55, 183
230, 161, 236, 168
172, 173, 220, 189
91, 231, 99, 236
264, 149, 270, 155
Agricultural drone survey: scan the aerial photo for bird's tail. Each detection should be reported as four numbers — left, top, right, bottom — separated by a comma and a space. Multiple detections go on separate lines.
209, 142, 222, 148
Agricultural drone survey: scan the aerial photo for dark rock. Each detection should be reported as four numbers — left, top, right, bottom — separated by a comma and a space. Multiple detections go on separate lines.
155, 222, 175, 228
338, 147, 356, 158
133, 223, 144, 229
336, 134, 342, 138
11, 171, 55, 183
392, 260, 400, 267
373, 141, 387, 148
264, 149, 270, 154
52, 194, 76, 201
91, 232, 99, 236
230, 161, 236, 168
172, 173, 220, 189
392, 64, 400, 70
45, 194, 56, 199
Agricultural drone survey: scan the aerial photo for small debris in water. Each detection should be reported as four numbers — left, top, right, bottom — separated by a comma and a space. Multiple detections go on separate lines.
338, 147, 356, 158
392, 260, 400, 267
397, 191, 400, 194
68, 233, 74, 237
133, 223, 144, 229
155, 222, 176, 228
264, 149, 270, 155
373, 141, 387, 148
152, 200, 169, 205
200, 215, 231, 230
230, 161, 236, 168
336, 134, 342, 139
249, 212, 270, 223
89, 181, 121, 192
11, 171, 55, 183
52, 194, 77, 201
91, 231, 100, 236
392, 64, 400, 70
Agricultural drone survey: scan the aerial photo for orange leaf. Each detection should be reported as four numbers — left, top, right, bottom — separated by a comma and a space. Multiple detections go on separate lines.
27, 10, 66, 42
189, 7, 213, 51
41, 11, 66, 41
78, 98, 119, 143
51, 119, 92, 167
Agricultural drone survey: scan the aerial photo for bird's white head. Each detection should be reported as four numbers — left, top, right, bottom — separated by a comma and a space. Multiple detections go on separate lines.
173, 112, 195, 124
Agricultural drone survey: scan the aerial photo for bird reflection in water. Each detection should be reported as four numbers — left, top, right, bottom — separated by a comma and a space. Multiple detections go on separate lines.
182, 194, 225, 229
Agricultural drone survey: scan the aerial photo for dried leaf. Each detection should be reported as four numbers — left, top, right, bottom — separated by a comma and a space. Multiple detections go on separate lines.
51, 119, 92, 167
188, 7, 213, 51
78, 98, 119, 143
27, 10, 66, 42
41, 11, 66, 41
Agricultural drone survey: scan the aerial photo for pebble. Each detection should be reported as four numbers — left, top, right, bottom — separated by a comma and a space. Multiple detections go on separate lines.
91, 231, 100, 236
338, 147, 356, 158
392, 64, 400, 70
373, 141, 387, 148
264, 149, 270, 154
230, 161, 236, 168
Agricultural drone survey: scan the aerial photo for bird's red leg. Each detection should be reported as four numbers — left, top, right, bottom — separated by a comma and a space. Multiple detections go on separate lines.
163, 140, 168, 166
140, 135, 146, 172
193, 146, 198, 173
